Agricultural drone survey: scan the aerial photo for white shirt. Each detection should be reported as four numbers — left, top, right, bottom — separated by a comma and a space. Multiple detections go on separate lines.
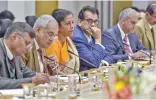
3, 40, 14, 60
34, 39, 44, 73
117, 23, 133, 54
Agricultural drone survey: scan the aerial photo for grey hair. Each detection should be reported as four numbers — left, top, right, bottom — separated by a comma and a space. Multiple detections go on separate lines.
119, 8, 138, 21
4, 22, 35, 39
33, 14, 58, 30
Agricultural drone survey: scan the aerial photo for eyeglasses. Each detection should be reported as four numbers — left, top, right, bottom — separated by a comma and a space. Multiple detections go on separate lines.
18, 34, 33, 50
84, 18, 100, 26
42, 28, 55, 40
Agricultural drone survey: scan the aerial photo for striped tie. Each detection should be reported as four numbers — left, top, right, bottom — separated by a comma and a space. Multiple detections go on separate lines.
123, 36, 132, 54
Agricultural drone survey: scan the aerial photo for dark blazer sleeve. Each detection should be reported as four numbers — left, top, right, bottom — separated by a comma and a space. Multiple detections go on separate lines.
102, 31, 128, 61
0, 77, 32, 89
21, 65, 36, 78
71, 37, 114, 68
0, 58, 35, 89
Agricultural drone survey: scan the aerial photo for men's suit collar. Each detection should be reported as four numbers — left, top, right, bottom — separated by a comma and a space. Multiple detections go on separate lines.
142, 17, 151, 30
117, 23, 127, 40
114, 25, 124, 47
75, 24, 95, 44
0, 38, 11, 59
142, 17, 155, 48
3, 40, 14, 60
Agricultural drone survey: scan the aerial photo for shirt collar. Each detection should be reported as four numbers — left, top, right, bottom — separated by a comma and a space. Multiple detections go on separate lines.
3, 40, 14, 60
78, 24, 92, 43
83, 32, 92, 43
118, 23, 127, 39
34, 39, 39, 50
148, 23, 153, 29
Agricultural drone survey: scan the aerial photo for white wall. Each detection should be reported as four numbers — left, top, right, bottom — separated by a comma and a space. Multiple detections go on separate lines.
58, 1, 78, 21
7, 0, 35, 22
58, 1, 112, 30
132, 1, 155, 10
132, 1, 149, 10
0, 1, 7, 12
58, 1, 95, 22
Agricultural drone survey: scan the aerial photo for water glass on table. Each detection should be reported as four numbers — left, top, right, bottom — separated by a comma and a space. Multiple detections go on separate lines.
22, 83, 35, 99
68, 75, 77, 99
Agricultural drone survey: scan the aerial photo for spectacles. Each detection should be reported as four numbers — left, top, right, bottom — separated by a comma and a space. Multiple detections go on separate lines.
42, 28, 55, 40
84, 18, 100, 26
18, 34, 33, 50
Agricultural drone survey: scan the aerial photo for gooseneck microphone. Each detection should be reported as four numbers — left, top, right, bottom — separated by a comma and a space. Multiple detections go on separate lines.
44, 56, 81, 82
67, 50, 98, 68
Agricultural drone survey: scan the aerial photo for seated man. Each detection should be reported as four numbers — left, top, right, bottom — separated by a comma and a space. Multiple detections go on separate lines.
136, 2, 156, 54
0, 22, 49, 89
71, 6, 114, 71
22, 15, 59, 75
102, 8, 151, 62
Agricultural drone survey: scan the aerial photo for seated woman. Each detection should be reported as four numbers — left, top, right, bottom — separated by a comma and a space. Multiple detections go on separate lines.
45, 9, 80, 75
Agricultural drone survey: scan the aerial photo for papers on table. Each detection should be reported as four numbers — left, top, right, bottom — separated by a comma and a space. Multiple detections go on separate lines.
0, 89, 23, 97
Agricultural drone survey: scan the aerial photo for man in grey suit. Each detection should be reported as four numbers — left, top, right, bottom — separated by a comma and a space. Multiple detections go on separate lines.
102, 8, 151, 62
0, 22, 49, 89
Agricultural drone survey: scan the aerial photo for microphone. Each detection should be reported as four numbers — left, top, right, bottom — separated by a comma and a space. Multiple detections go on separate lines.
123, 42, 152, 64
67, 50, 98, 68
44, 56, 81, 82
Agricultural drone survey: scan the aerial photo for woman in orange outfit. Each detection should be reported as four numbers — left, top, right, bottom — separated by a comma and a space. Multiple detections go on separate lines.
45, 9, 80, 75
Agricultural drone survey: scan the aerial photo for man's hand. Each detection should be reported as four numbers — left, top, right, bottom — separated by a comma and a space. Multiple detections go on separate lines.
131, 51, 149, 60
45, 55, 57, 69
32, 73, 50, 85
90, 26, 101, 43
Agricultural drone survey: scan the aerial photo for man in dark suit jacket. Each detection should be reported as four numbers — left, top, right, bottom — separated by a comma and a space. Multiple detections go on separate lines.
102, 8, 151, 62
0, 22, 49, 89
71, 6, 114, 71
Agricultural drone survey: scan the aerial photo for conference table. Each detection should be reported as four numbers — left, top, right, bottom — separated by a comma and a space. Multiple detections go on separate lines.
0, 67, 108, 99
0, 59, 156, 99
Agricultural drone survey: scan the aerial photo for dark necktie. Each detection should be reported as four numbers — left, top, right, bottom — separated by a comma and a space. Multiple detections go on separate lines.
151, 27, 155, 46
151, 27, 154, 34
10, 57, 15, 79
11, 57, 15, 62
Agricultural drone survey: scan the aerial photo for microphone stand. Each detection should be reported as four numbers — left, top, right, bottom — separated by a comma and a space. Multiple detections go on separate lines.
55, 60, 59, 91
44, 56, 81, 83
67, 50, 98, 68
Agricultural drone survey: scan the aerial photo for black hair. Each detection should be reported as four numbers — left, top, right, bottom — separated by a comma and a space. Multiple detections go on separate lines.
25, 15, 37, 27
78, 5, 99, 20
52, 8, 73, 26
146, 2, 156, 15
4, 22, 35, 39
131, 6, 140, 12
139, 9, 146, 13
0, 10, 15, 21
